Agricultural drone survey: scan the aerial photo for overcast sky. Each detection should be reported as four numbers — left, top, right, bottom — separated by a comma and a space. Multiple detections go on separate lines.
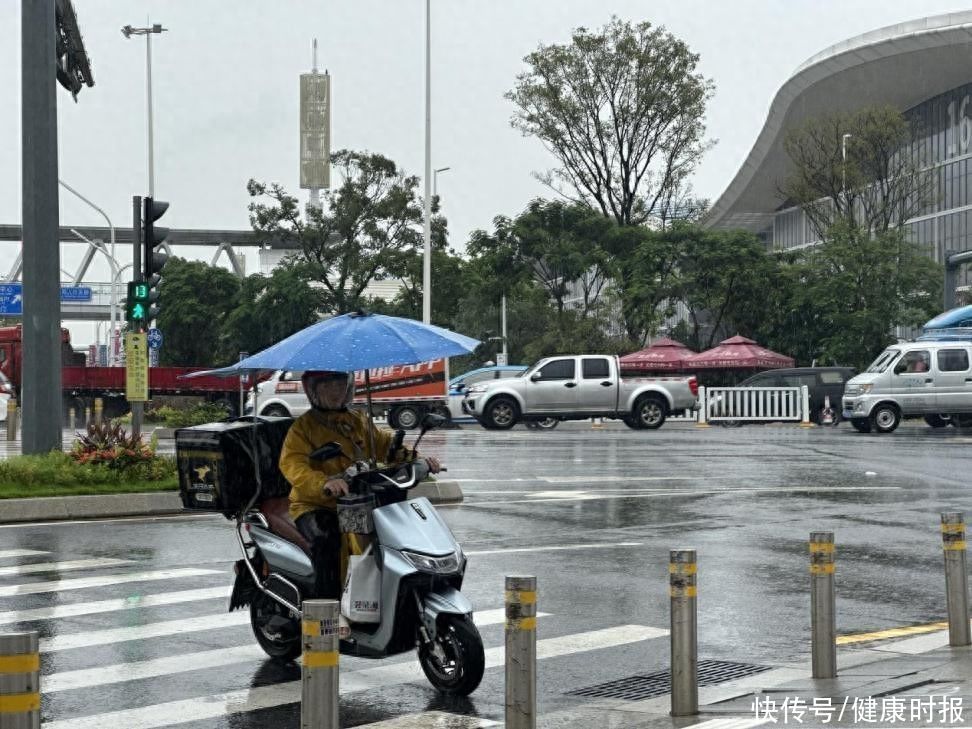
1, 0, 970, 345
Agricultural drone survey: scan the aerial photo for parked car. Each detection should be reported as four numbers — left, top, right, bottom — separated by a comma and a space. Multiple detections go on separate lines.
463, 354, 698, 430
843, 341, 972, 433
721, 367, 856, 425
0, 370, 10, 422
448, 365, 527, 421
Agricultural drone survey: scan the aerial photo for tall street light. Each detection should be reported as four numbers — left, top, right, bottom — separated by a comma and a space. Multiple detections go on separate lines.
433, 166, 450, 197
422, 0, 432, 324
121, 23, 167, 198
841, 132, 852, 199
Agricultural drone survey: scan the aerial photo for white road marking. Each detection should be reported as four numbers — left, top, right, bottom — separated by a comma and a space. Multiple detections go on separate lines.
481, 485, 900, 505
0, 557, 132, 577
41, 625, 663, 729
468, 542, 642, 556
356, 713, 500, 728
0, 513, 217, 529
685, 719, 771, 729
0, 586, 232, 626
0, 549, 49, 560
0, 568, 221, 597
40, 608, 549, 660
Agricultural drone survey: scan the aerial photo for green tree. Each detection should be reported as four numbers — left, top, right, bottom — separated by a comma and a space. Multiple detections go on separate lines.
507, 17, 714, 225
156, 258, 240, 366
676, 226, 782, 350
786, 224, 941, 369
781, 105, 932, 236
221, 265, 325, 357
247, 150, 427, 314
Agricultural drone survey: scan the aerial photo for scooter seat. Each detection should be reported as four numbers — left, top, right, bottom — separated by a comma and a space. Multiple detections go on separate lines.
259, 497, 312, 556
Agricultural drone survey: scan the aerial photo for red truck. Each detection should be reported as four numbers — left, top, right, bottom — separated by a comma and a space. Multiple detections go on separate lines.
0, 325, 247, 420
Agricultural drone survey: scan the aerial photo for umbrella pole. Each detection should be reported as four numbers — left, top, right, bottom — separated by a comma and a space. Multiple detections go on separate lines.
364, 369, 377, 466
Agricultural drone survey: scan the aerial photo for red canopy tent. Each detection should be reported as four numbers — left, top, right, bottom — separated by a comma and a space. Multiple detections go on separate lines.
685, 335, 794, 369
619, 338, 697, 372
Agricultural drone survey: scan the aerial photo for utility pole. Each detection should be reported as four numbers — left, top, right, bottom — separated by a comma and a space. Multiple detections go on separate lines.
22, 0, 63, 453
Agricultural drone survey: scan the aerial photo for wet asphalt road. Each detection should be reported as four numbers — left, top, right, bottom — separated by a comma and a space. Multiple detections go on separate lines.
1, 419, 970, 727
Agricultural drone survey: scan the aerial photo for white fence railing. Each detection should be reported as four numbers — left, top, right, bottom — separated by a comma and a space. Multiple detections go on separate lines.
696, 385, 811, 425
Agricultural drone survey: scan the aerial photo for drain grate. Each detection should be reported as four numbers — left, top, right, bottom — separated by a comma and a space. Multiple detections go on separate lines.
568, 660, 773, 701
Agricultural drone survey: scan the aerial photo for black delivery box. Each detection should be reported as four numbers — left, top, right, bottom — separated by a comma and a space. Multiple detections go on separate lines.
176, 416, 294, 516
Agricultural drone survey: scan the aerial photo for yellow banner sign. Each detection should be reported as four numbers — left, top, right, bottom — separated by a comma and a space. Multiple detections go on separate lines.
125, 332, 149, 402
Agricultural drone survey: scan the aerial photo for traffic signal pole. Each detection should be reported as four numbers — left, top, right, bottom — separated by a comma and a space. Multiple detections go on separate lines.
131, 195, 143, 438
21, 0, 63, 454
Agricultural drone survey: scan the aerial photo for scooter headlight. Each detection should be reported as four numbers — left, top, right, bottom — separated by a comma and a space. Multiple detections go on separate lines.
401, 549, 463, 574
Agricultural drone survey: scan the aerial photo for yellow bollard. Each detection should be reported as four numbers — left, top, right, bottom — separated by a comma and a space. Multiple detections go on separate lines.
83, 406, 91, 429
301, 600, 340, 728
68, 407, 76, 432
0, 630, 40, 727
94, 398, 103, 426
5, 398, 17, 441
506, 576, 537, 728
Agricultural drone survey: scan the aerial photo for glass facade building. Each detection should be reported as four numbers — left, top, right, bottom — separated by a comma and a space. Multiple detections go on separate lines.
769, 84, 972, 289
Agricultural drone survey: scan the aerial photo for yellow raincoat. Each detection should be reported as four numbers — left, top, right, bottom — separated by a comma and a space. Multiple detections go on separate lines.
280, 408, 408, 574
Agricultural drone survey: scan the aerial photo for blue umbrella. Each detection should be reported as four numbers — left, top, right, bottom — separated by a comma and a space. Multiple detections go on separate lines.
184, 311, 481, 464
187, 311, 480, 377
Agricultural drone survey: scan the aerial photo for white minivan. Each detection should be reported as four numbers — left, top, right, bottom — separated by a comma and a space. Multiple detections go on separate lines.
842, 341, 972, 432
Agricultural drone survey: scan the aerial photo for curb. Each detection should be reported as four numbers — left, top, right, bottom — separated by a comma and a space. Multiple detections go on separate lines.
0, 481, 464, 524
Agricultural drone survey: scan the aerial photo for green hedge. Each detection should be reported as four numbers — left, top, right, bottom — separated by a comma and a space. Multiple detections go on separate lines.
0, 451, 178, 499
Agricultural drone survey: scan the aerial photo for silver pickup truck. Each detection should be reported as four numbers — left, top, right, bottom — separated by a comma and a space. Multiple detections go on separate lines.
462, 354, 698, 430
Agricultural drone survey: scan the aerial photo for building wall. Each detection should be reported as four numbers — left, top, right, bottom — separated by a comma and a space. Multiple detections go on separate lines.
770, 82, 972, 289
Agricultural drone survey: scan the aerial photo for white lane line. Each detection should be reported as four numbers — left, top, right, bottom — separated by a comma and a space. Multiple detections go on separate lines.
539, 475, 705, 483
0, 568, 221, 597
480, 486, 900, 505
686, 719, 771, 729
468, 542, 642, 556
41, 625, 663, 729
0, 514, 217, 529
0, 549, 49, 560
356, 713, 500, 728
0, 557, 132, 577
0, 586, 232, 626
43, 609, 549, 691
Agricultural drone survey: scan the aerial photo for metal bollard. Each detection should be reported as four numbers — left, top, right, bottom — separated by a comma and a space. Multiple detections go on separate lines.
799, 385, 814, 428
83, 407, 91, 429
695, 387, 710, 428
5, 399, 16, 442
670, 549, 698, 716
301, 599, 339, 729
506, 575, 537, 729
810, 531, 836, 678
94, 398, 103, 426
0, 631, 40, 728
68, 408, 76, 432
941, 513, 971, 647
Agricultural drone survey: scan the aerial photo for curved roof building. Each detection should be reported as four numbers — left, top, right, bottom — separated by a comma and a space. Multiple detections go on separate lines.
706, 11, 972, 266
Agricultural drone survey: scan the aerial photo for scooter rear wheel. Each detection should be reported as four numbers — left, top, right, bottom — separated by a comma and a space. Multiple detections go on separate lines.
250, 592, 302, 661
418, 614, 485, 696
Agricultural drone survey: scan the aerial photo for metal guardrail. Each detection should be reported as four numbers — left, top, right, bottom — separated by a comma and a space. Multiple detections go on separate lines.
699, 386, 810, 424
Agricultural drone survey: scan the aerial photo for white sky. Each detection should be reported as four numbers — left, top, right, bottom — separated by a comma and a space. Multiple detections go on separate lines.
1, 0, 969, 347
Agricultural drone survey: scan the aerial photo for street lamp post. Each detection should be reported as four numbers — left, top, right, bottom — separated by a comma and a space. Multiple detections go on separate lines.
422, 0, 432, 324
122, 23, 167, 198
841, 133, 852, 200
59, 180, 117, 362
433, 166, 450, 197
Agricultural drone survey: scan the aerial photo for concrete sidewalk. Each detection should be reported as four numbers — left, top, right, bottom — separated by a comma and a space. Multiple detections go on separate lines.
540, 629, 972, 728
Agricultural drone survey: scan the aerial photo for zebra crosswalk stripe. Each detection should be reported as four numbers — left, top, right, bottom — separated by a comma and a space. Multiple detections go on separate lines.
354, 712, 501, 728
0, 557, 132, 577
0, 549, 49, 560
0, 586, 232, 626
40, 625, 663, 729
41, 608, 550, 689
0, 568, 221, 597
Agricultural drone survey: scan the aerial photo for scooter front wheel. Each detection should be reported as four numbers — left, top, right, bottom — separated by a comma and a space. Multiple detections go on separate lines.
418, 614, 485, 696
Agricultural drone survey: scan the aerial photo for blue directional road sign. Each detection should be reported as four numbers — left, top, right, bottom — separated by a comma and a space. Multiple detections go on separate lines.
147, 328, 163, 350
60, 286, 92, 302
0, 283, 23, 316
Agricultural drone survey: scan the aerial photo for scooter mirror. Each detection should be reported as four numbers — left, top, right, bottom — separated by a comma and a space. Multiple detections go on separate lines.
309, 442, 345, 461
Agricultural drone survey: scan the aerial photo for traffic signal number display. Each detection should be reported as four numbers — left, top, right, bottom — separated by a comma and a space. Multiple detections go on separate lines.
127, 280, 150, 323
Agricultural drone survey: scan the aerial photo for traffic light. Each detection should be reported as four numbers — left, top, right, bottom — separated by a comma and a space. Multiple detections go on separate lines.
126, 280, 150, 325
142, 197, 169, 321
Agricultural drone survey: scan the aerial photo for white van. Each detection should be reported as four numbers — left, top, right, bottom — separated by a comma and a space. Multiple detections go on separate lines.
842, 341, 972, 433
